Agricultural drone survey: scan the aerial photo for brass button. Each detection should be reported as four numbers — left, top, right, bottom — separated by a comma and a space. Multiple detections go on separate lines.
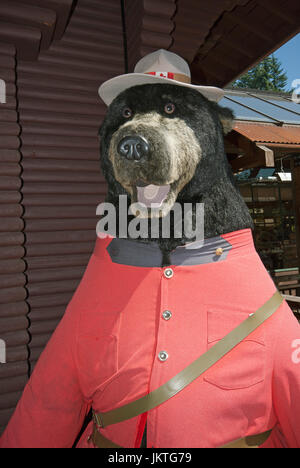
162, 310, 172, 321
215, 248, 223, 256
158, 351, 169, 362
164, 268, 174, 278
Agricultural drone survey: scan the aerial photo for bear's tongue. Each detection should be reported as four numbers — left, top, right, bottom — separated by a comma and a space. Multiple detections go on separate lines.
136, 184, 170, 207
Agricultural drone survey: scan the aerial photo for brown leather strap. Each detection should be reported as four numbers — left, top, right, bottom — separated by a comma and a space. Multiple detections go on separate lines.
93, 292, 283, 429
90, 423, 272, 449
220, 429, 273, 448
90, 424, 121, 448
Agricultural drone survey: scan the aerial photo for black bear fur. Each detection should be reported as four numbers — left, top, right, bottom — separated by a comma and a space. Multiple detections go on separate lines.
99, 83, 253, 265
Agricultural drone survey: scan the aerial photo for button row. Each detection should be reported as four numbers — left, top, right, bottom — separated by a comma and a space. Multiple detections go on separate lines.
159, 311, 172, 361
160, 271, 173, 362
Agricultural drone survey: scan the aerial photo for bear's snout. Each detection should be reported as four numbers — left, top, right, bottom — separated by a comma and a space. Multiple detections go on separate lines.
117, 135, 150, 161
105, 106, 204, 218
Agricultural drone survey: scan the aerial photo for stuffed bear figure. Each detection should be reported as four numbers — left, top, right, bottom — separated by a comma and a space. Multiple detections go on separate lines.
1, 50, 300, 449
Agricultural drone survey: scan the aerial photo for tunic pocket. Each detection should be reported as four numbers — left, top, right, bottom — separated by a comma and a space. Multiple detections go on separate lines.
204, 308, 266, 390
77, 308, 122, 397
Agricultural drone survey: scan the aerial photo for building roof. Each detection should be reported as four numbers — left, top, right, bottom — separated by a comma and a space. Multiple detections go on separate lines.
1, 0, 299, 92
187, 0, 300, 87
0, 0, 75, 60
234, 123, 300, 146
221, 89, 300, 125
222, 89, 300, 149
223, 89, 300, 170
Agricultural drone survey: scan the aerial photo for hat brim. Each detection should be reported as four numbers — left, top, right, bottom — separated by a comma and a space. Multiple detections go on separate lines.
98, 73, 224, 106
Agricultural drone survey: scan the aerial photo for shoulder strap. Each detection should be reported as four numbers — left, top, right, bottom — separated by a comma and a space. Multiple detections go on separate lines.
93, 291, 283, 429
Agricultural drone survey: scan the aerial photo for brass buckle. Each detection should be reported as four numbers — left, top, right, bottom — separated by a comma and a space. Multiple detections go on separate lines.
92, 411, 104, 428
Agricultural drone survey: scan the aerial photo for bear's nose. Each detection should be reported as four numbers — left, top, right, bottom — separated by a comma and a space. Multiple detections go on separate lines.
117, 136, 150, 161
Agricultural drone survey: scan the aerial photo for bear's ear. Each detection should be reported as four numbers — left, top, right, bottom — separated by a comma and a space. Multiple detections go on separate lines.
211, 103, 235, 135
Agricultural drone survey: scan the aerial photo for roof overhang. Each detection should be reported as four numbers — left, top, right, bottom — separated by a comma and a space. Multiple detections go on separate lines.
185, 0, 300, 87
226, 122, 300, 171
0, 0, 299, 90
124, 1, 300, 89
226, 130, 275, 171
0, 0, 75, 60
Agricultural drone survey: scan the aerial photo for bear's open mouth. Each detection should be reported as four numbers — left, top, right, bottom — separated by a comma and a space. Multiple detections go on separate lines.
128, 181, 178, 219
136, 184, 171, 207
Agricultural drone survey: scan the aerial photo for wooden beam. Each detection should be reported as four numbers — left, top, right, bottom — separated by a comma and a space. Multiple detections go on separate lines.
225, 12, 273, 43
191, 63, 221, 82
194, 55, 234, 79
224, 141, 243, 155
282, 295, 300, 304
222, 37, 255, 59
205, 49, 238, 71
262, 144, 300, 150
291, 161, 300, 273
256, 145, 275, 166
256, 0, 298, 25
230, 149, 274, 171
226, 131, 274, 171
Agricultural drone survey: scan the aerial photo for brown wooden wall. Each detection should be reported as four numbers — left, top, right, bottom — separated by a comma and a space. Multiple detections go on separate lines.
125, 0, 177, 72
292, 164, 300, 269
0, 42, 29, 434
18, 0, 125, 370
1, 0, 297, 439
0, 0, 125, 435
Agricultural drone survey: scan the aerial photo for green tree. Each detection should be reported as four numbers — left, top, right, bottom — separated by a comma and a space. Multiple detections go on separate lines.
232, 55, 288, 91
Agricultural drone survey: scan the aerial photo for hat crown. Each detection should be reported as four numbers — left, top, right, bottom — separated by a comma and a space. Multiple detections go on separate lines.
98, 49, 224, 106
134, 49, 191, 78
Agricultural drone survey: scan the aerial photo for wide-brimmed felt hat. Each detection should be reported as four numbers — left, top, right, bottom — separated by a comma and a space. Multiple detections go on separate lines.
99, 49, 224, 106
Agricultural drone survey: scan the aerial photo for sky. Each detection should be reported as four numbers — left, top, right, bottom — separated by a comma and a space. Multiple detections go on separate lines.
273, 33, 300, 91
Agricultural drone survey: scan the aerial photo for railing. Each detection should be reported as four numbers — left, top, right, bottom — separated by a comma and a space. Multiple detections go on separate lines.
271, 268, 300, 294
282, 295, 300, 321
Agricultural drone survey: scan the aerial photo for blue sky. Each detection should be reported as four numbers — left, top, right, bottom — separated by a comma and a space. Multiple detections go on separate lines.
273, 33, 300, 91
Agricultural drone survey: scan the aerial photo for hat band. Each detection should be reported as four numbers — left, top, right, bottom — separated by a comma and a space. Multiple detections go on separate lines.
145, 71, 191, 84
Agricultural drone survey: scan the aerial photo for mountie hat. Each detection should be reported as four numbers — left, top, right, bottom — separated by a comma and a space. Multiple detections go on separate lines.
99, 49, 224, 106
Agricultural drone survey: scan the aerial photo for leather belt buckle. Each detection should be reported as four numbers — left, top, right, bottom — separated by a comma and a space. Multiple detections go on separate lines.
92, 411, 104, 428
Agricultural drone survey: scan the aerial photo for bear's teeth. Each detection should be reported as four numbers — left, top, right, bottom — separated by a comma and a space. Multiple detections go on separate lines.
136, 184, 170, 207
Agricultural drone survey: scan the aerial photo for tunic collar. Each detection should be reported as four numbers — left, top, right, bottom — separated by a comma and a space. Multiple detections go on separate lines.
96, 229, 254, 268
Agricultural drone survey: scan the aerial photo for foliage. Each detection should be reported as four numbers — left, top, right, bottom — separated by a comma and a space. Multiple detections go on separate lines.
232, 55, 288, 91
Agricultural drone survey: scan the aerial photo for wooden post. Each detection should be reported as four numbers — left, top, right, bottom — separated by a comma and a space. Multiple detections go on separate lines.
226, 131, 275, 171
291, 160, 300, 273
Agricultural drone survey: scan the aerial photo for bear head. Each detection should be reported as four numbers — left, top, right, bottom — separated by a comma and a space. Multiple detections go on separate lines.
99, 83, 253, 249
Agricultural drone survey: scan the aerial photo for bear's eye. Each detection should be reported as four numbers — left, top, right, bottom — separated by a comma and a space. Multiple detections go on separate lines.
164, 103, 176, 114
122, 107, 133, 119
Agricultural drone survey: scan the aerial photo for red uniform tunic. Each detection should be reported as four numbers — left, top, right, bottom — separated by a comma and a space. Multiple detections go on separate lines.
1, 229, 300, 448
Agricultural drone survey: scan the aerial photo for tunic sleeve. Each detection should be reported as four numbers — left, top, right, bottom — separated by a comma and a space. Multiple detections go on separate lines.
0, 303, 90, 448
264, 303, 300, 448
